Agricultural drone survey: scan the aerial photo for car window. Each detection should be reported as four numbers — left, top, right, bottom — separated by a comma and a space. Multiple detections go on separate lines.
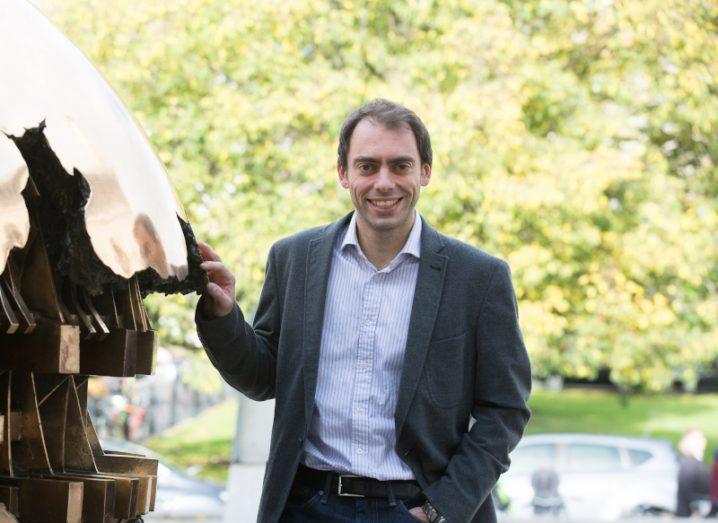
565, 443, 622, 472
510, 444, 558, 474
627, 448, 652, 466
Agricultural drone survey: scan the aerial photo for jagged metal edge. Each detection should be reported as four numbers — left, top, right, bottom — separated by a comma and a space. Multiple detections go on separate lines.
12, 123, 205, 296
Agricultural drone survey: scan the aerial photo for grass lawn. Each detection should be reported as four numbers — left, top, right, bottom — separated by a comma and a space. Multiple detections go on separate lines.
143, 399, 237, 483
142, 389, 718, 483
528, 388, 718, 465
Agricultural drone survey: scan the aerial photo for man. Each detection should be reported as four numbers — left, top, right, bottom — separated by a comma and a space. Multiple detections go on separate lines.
196, 99, 531, 522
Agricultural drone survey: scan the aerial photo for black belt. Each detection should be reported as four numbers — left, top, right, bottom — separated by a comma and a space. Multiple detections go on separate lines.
293, 464, 421, 500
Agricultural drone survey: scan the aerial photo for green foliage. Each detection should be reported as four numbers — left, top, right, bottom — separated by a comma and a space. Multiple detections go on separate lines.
45, 0, 717, 391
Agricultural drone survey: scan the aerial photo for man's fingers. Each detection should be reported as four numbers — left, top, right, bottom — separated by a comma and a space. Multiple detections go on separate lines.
200, 261, 235, 283
408, 507, 430, 522
197, 240, 222, 262
205, 281, 228, 301
205, 281, 234, 317
200, 260, 227, 273
197, 242, 235, 318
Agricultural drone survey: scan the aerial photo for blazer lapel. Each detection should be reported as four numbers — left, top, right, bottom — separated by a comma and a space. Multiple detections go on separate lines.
395, 222, 447, 435
302, 212, 353, 424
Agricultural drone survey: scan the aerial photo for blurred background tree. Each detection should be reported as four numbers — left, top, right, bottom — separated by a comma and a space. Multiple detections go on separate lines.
44, 0, 717, 392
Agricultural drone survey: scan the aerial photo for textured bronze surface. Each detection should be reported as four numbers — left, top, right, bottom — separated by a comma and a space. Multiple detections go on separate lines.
0, 0, 190, 283
4, 477, 84, 523
0, 324, 80, 374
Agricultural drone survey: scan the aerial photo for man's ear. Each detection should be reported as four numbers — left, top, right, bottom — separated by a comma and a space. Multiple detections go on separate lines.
338, 161, 350, 189
420, 163, 432, 187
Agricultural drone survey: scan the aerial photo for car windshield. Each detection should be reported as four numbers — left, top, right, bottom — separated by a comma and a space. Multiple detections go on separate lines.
565, 443, 622, 472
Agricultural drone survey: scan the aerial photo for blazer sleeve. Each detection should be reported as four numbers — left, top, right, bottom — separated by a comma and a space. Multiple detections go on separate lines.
422, 260, 532, 522
194, 245, 281, 401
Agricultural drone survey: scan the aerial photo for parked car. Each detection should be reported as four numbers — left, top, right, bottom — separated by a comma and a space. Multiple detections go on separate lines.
100, 438, 226, 521
499, 433, 678, 520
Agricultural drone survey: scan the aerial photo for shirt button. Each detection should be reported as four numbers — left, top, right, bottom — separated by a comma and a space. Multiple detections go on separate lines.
355, 447, 365, 454
363, 319, 372, 326
372, 274, 381, 282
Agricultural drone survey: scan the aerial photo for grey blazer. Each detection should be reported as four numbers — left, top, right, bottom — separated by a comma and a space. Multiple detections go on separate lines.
196, 213, 531, 523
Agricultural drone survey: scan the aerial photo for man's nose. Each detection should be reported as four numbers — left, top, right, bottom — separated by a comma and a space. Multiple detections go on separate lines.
374, 165, 394, 191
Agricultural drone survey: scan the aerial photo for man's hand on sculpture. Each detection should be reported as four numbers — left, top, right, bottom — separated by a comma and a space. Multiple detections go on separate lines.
198, 241, 236, 319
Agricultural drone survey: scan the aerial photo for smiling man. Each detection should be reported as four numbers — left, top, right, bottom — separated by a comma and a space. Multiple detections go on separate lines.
195, 99, 531, 523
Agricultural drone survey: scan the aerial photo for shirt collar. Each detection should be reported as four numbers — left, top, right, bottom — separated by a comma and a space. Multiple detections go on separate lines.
341, 210, 422, 260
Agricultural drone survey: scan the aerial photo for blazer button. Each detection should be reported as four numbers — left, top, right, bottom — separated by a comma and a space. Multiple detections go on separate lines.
402, 448, 413, 457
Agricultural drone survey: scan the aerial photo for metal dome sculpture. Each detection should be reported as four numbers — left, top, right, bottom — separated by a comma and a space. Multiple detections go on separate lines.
0, 1, 206, 521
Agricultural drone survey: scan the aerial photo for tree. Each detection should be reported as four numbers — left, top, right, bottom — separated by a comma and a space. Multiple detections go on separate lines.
44, 0, 718, 391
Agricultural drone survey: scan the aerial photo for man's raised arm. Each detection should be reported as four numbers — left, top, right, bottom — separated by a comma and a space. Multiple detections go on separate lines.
195, 241, 281, 400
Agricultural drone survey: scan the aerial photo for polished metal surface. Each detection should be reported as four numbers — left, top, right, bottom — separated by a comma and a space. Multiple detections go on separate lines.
0, 0, 188, 281
0, 136, 30, 275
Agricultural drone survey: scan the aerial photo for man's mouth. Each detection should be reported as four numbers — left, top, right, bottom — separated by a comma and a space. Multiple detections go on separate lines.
367, 198, 401, 209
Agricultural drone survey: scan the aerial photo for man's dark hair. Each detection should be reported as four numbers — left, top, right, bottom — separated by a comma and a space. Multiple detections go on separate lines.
337, 99, 432, 171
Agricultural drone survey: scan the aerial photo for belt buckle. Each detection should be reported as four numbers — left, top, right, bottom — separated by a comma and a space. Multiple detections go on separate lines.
337, 474, 364, 497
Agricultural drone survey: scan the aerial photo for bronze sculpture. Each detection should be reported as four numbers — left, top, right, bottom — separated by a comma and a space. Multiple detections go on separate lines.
0, 1, 205, 520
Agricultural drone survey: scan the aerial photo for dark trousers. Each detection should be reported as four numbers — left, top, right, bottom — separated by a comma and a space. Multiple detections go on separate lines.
279, 494, 421, 522
279, 465, 422, 522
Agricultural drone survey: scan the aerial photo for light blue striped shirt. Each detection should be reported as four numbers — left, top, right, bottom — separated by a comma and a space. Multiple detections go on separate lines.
302, 211, 422, 480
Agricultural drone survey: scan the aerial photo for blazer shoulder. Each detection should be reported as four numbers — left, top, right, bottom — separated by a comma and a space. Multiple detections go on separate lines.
440, 233, 506, 266
270, 223, 330, 258
439, 233, 509, 280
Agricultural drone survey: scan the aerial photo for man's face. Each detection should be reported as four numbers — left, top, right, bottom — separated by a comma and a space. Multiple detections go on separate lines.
338, 119, 431, 235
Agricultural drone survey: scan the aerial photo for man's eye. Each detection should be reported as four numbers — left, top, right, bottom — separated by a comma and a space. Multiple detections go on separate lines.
396, 163, 410, 172
358, 164, 374, 173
